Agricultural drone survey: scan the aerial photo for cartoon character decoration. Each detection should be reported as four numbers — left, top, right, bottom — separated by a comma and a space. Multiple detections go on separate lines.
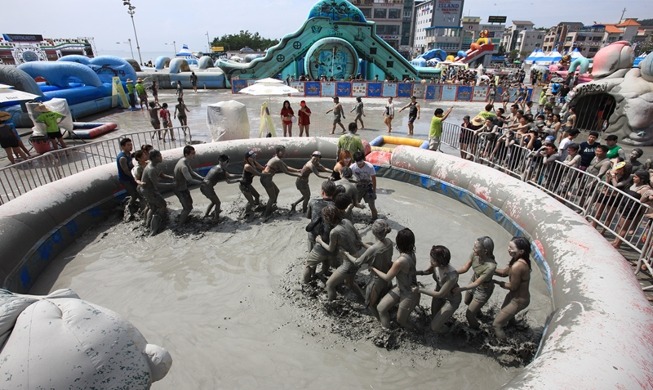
470, 30, 489, 51
559, 55, 571, 69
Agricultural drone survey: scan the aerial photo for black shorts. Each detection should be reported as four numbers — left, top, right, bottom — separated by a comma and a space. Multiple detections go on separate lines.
47, 130, 62, 139
408, 115, 417, 124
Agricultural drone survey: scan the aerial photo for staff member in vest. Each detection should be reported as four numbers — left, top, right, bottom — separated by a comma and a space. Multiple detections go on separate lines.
116, 138, 142, 216
399, 96, 420, 136
34, 104, 67, 150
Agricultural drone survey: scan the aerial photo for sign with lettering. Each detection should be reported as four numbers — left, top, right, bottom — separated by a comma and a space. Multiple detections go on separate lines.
432, 0, 463, 28
441, 85, 457, 101
472, 86, 489, 102
352, 82, 367, 96
321, 82, 336, 97
382, 83, 398, 97
2, 34, 44, 42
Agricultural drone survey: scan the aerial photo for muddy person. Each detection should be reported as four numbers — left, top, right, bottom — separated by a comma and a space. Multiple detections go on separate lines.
140, 150, 175, 236
417, 245, 461, 334
116, 138, 142, 217
343, 219, 393, 319
200, 154, 241, 221
492, 237, 532, 340
326, 96, 346, 134
261, 145, 301, 220
371, 228, 420, 330
350, 96, 365, 129
173, 145, 205, 225
350, 151, 378, 221
334, 167, 365, 219
303, 182, 337, 283
239, 150, 267, 215
315, 204, 365, 301
455, 236, 497, 329
291, 151, 332, 214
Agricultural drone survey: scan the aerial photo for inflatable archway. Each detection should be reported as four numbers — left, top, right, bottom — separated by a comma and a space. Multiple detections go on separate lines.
0, 138, 651, 388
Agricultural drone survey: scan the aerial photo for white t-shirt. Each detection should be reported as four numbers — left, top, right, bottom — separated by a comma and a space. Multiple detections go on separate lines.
350, 161, 376, 183
558, 137, 572, 160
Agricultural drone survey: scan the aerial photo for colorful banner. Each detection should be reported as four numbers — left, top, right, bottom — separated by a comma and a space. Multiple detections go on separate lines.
456, 86, 473, 102
290, 82, 304, 95
336, 82, 352, 97
321, 82, 336, 97
352, 82, 367, 96
382, 83, 398, 97
425, 85, 440, 100
397, 83, 413, 98
111, 77, 129, 108
231, 79, 248, 93
472, 87, 488, 102
304, 82, 321, 97
412, 83, 426, 99
441, 85, 457, 101
367, 82, 383, 97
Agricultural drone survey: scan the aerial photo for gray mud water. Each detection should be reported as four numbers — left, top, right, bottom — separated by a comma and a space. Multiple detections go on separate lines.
31, 174, 551, 389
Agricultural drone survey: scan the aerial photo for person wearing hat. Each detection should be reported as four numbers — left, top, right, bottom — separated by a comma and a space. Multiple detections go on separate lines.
34, 104, 67, 150
261, 145, 301, 220
290, 151, 332, 214
200, 154, 241, 222
429, 106, 453, 152
0, 111, 29, 164
399, 96, 420, 136
239, 150, 266, 216
326, 96, 346, 134
135, 78, 148, 110
125, 79, 137, 110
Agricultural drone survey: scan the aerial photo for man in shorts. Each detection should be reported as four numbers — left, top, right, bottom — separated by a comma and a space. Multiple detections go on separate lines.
173, 145, 205, 225
428, 107, 453, 152
141, 150, 175, 236
116, 137, 142, 217
261, 145, 301, 220
326, 97, 346, 134
190, 71, 198, 93
337, 122, 364, 158
200, 154, 241, 221
350, 151, 377, 221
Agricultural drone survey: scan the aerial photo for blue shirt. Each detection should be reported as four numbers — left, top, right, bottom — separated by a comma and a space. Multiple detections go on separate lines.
116, 151, 134, 183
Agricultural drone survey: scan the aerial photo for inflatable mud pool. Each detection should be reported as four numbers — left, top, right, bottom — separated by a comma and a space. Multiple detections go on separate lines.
0, 138, 651, 388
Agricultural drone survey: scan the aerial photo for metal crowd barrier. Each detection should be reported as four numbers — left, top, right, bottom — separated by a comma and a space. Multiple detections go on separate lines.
0, 126, 192, 205
440, 122, 653, 280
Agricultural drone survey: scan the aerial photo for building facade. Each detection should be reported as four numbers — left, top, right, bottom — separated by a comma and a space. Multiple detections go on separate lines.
350, 0, 411, 57
500, 20, 535, 52
515, 29, 545, 58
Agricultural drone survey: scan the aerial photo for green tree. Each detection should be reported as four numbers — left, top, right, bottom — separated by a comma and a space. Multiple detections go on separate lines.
211, 30, 280, 51
508, 49, 520, 61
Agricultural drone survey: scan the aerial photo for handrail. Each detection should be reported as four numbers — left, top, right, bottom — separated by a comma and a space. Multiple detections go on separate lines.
0, 126, 192, 205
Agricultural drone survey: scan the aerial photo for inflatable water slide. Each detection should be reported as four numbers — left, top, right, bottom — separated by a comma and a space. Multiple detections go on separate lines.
217, 0, 440, 84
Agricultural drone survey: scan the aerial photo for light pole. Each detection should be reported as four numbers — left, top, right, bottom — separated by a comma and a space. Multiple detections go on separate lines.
122, 0, 143, 65
116, 39, 135, 59
165, 40, 177, 54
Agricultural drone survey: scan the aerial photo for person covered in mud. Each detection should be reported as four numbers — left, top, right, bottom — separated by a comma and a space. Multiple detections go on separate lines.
334, 167, 365, 219
239, 150, 267, 216
492, 237, 531, 340
305, 180, 337, 252
343, 219, 394, 319
140, 149, 175, 236
261, 145, 301, 220
315, 204, 365, 301
371, 228, 420, 330
290, 151, 332, 214
200, 154, 241, 221
173, 145, 205, 225
455, 236, 497, 329
416, 245, 461, 334
303, 201, 339, 284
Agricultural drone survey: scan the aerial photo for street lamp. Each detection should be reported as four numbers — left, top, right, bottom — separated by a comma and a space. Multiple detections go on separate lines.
122, 0, 143, 65
116, 39, 135, 59
164, 40, 177, 54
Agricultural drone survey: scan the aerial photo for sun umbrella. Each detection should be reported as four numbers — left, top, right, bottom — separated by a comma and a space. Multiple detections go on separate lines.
0, 88, 41, 104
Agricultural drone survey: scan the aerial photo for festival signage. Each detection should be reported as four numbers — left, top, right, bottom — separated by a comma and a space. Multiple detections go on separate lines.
488, 16, 507, 23
321, 82, 336, 97
456, 86, 473, 102
382, 83, 398, 97
290, 82, 304, 95
397, 83, 413, 98
441, 85, 457, 101
352, 82, 367, 96
412, 83, 427, 99
367, 83, 382, 97
336, 82, 352, 97
2, 33, 43, 42
431, 0, 464, 28
304, 82, 321, 97
425, 85, 442, 100
231, 79, 248, 94
472, 87, 489, 102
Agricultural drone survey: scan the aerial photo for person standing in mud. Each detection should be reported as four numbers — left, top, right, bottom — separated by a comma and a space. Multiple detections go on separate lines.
140, 150, 175, 236
492, 237, 531, 340
261, 145, 301, 220
416, 245, 461, 334
116, 137, 142, 216
239, 150, 266, 216
343, 219, 393, 319
303, 183, 338, 284
173, 145, 205, 225
290, 151, 332, 214
455, 236, 497, 329
200, 154, 241, 221
350, 151, 378, 222
371, 228, 420, 330
315, 204, 365, 301
334, 167, 365, 219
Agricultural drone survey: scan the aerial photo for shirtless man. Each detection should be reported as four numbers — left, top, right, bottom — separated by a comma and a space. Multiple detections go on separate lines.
334, 167, 365, 219
326, 97, 346, 134
140, 149, 175, 236
261, 145, 301, 220
290, 151, 332, 214
200, 154, 241, 221
173, 145, 204, 225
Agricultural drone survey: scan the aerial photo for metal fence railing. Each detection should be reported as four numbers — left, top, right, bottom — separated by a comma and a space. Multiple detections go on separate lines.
0, 126, 192, 205
440, 123, 653, 281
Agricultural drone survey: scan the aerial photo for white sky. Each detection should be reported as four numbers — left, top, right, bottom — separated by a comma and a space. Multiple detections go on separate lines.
3, 0, 648, 54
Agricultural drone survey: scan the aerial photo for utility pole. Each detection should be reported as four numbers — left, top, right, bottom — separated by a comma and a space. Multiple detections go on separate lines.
620, 8, 626, 23
206, 31, 211, 53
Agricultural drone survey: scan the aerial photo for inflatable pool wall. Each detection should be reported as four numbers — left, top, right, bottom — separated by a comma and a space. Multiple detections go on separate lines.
0, 138, 651, 389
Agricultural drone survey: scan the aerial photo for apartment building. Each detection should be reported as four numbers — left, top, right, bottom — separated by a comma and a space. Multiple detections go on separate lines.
350, 0, 412, 57
500, 20, 535, 52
